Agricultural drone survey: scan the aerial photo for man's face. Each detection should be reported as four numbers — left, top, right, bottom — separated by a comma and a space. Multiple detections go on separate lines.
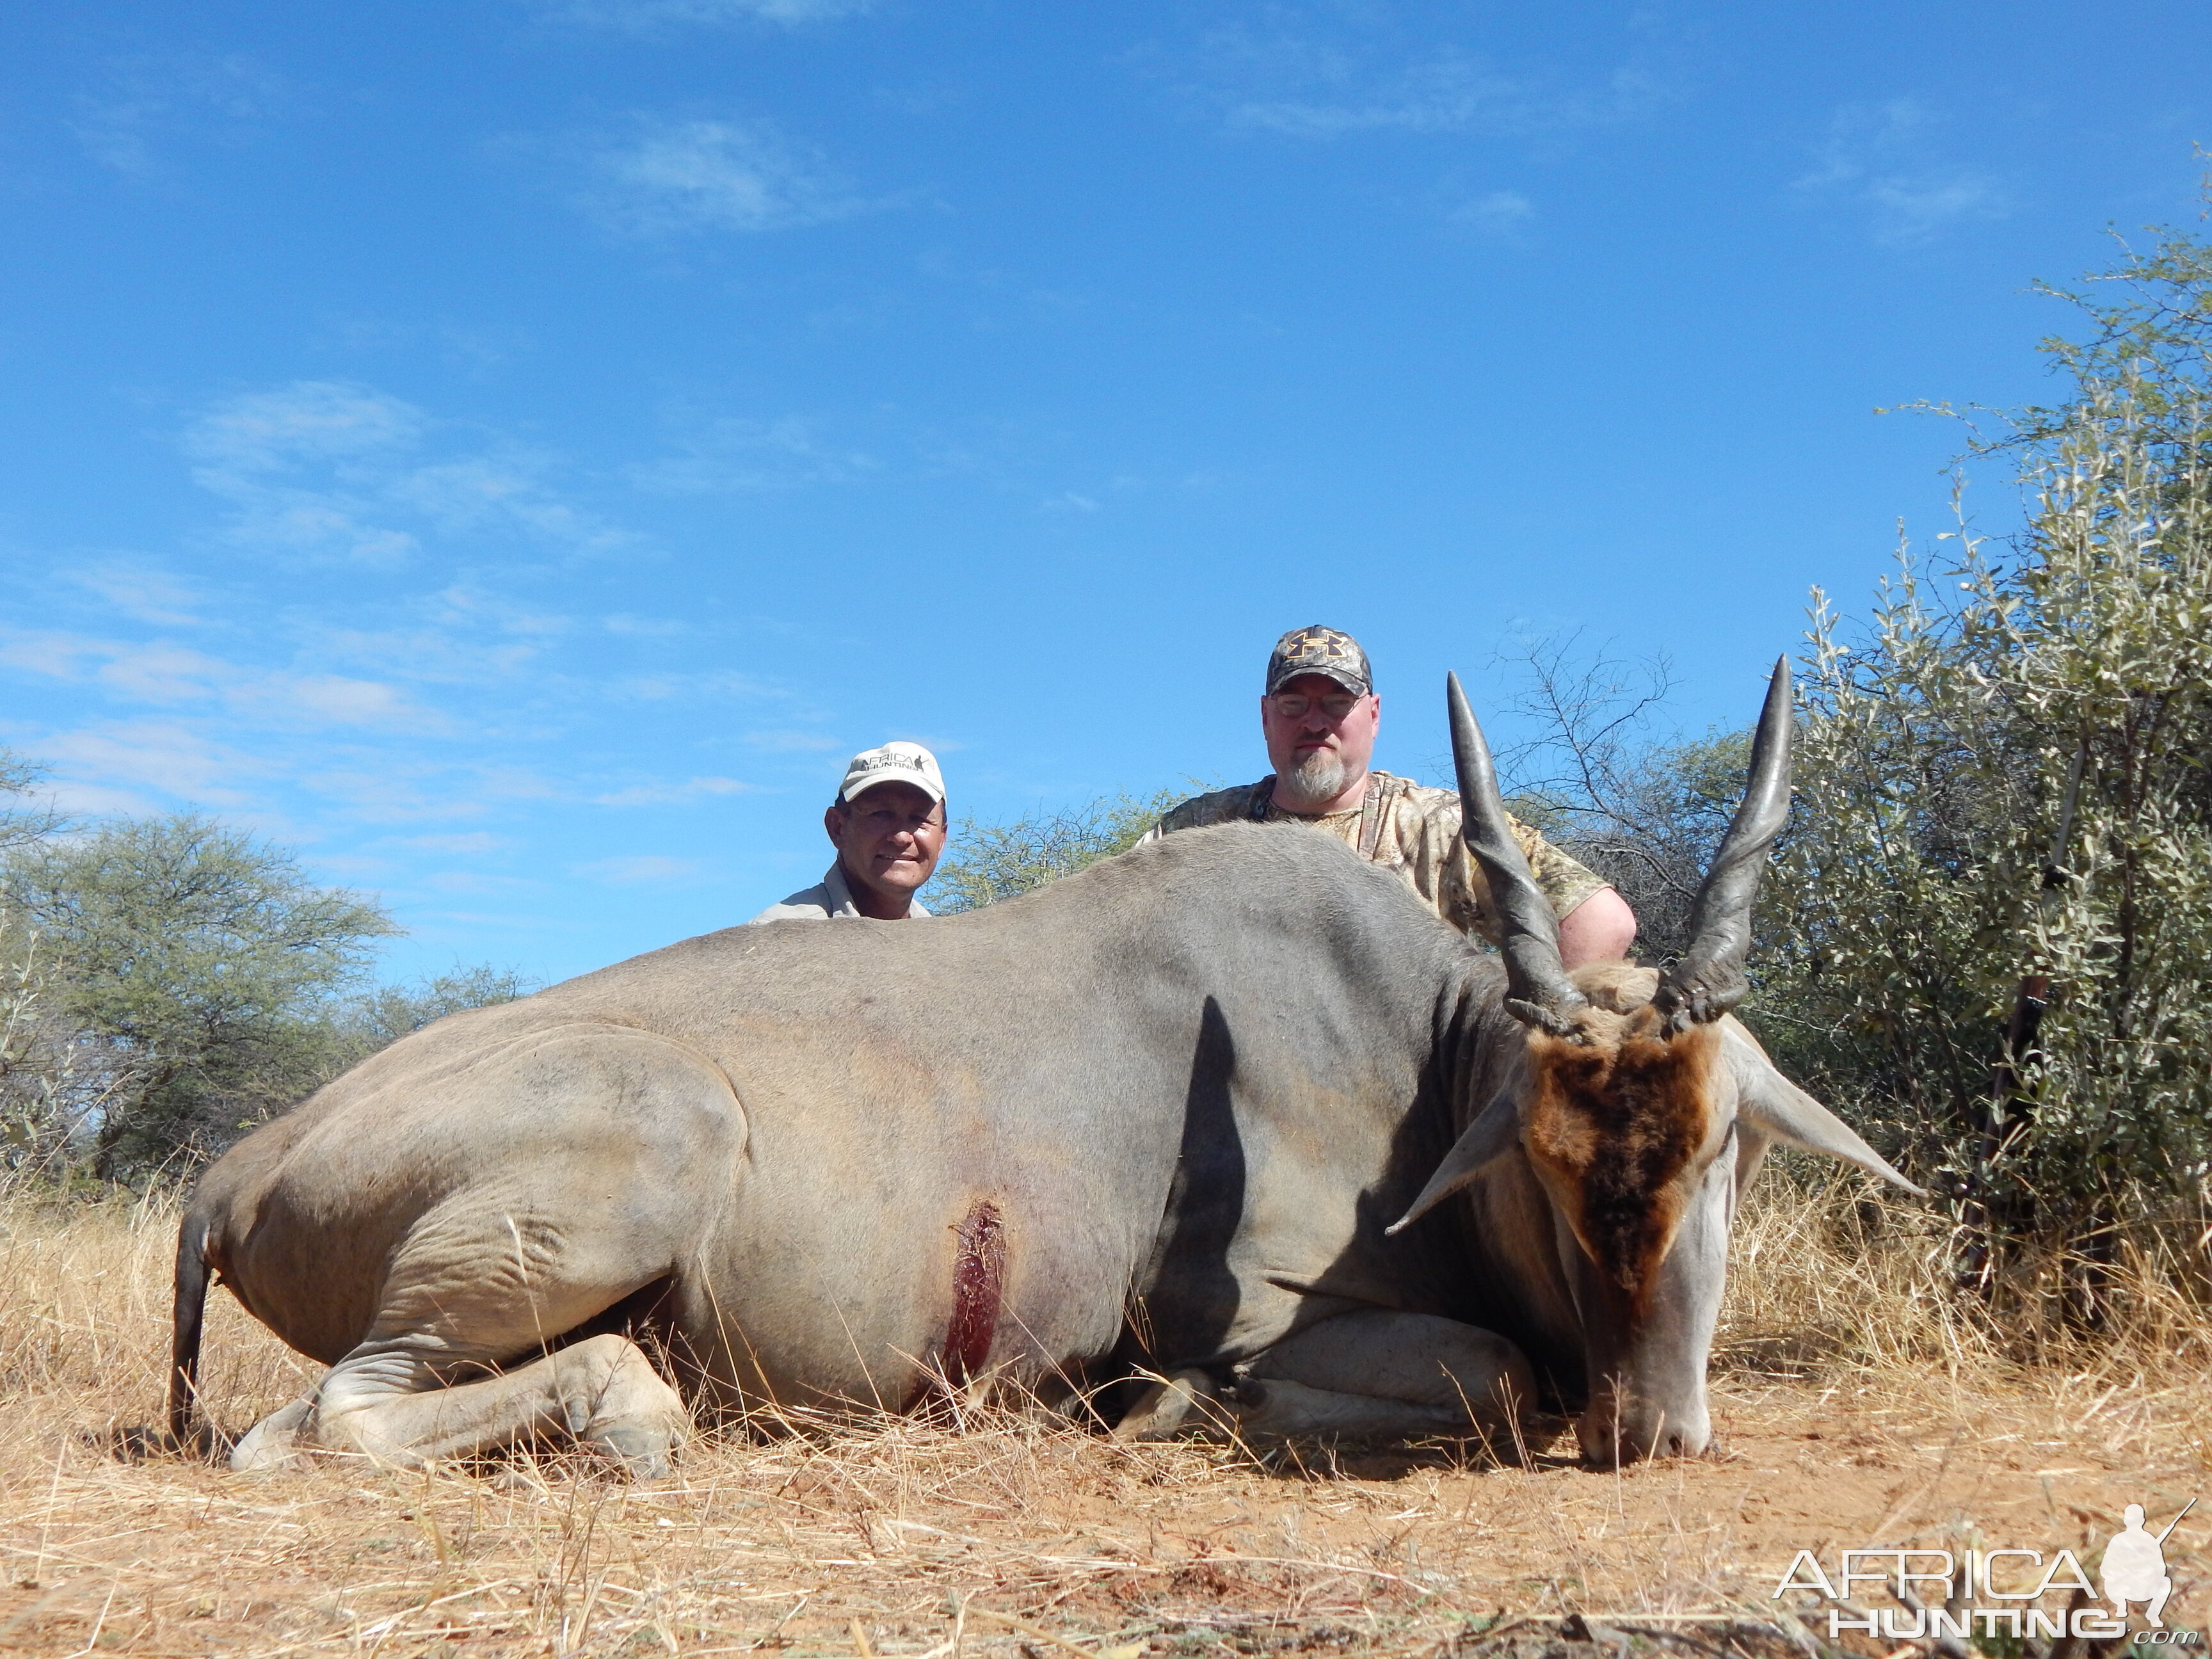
825, 781, 947, 905
1261, 673, 1381, 801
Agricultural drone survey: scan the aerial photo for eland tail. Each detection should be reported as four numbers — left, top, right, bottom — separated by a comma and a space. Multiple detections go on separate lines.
167, 1212, 211, 1450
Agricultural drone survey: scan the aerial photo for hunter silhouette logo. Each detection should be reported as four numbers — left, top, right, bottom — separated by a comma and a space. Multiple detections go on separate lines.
2105, 1501, 2190, 1628
1774, 1498, 2198, 1643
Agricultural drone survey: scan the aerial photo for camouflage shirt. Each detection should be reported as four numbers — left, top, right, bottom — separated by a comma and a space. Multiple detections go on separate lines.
1139, 771, 1607, 945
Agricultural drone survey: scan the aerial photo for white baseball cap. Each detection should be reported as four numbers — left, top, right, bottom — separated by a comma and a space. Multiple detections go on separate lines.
837, 741, 945, 806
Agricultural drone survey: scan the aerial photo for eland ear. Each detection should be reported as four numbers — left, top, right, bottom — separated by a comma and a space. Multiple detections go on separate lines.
1725, 1027, 1925, 1197
1386, 1087, 1519, 1235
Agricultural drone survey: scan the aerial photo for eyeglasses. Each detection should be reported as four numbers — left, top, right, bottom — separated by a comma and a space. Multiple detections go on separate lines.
1268, 691, 1363, 722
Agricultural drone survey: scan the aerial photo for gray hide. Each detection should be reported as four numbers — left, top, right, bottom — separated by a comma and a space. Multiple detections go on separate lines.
177, 824, 1535, 1473
173, 812, 1917, 1474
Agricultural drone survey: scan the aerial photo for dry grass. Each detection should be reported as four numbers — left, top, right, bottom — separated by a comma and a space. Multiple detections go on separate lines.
1, 1176, 2206, 1657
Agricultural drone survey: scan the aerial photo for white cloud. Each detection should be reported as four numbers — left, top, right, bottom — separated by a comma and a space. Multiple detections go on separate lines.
279, 587, 566, 707
315, 623, 543, 685
592, 775, 753, 806
294, 760, 559, 826
234, 674, 442, 732
304, 782, 490, 825
65, 562, 203, 625
429, 585, 574, 640
392, 458, 613, 545
0, 605, 541, 833
1158, 29, 1669, 141
388, 831, 516, 854
1451, 189, 1535, 237
310, 852, 399, 879
627, 415, 878, 493
743, 728, 845, 753
604, 613, 687, 636
420, 906, 552, 930
570, 854, 709, 883
33, 720, 263, 808
186, 380, 423, 470
426, 869, 538, 894
581, 118, 876, 235
84, 641, 235, 704
180, 381, 630, 564
4, 376, 826, 888
0, 627, 446, 734
183, 382, 426, 565
609, 669, 786, 703
1794, 100, 2008, 245
72, 53, 295, 178
543, 0, 870, 25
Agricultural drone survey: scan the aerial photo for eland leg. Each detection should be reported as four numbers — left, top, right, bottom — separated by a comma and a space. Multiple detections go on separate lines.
1112, 1368, 1229, 1441
301, 1333, 689, 1477
1236, 1310, 1534, 1443
216, 1026, 738, 1479
232, 1194, 698, 1478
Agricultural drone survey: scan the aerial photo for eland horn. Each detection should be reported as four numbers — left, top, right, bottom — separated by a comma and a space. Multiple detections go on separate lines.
1650, 657, 1794, 1032
1447, 671, 1587, 1036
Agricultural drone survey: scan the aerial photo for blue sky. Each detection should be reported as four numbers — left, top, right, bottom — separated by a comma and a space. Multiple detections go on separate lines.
2, 0, 2206, 984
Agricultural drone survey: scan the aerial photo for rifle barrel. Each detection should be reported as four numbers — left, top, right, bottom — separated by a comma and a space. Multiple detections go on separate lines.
2155, 1495, 2197, 1545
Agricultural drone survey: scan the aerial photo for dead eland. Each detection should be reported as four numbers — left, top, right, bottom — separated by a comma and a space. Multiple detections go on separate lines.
168, 665, 1916, 1475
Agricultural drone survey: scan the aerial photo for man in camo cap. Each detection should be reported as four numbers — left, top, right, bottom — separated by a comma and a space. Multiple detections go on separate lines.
1141, 625, 1637, 965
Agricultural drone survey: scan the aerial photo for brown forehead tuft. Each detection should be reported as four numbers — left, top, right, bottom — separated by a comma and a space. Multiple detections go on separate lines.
1569, 961, 1663, 1014
1523, 1021, 1721, 1297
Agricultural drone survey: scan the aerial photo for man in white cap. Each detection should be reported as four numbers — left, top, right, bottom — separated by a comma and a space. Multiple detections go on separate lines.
750, 741, 948, 922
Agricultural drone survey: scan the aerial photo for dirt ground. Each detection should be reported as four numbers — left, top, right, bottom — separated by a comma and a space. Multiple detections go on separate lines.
3, 1192, 2206, 1657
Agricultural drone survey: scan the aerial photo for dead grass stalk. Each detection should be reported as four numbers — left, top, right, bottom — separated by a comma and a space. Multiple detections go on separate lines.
0, 1176, 2203, 1656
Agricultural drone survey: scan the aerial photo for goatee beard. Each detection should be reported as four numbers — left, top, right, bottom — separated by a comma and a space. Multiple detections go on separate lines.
1281, 751, 1347, 808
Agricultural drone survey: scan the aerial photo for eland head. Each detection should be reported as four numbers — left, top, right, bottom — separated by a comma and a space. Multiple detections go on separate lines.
1388, 661, 1923, 1465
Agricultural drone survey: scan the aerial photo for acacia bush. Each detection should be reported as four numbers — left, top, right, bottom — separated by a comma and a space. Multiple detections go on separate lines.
2, 813, 398, 1176
1356, 227, 2212, 1327
0, 762, 534, 1183
1764, 226, 2212, 1310
928, 789, 1185, 913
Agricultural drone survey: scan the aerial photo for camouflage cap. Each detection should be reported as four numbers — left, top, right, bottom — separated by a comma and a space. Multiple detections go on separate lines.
1265, 625, 1373, 697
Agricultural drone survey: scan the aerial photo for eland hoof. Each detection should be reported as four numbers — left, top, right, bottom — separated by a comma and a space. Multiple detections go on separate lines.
1112, 1370, 1222, 1441
588, 1424, 679, 1482
229, 1397, 314, 1473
